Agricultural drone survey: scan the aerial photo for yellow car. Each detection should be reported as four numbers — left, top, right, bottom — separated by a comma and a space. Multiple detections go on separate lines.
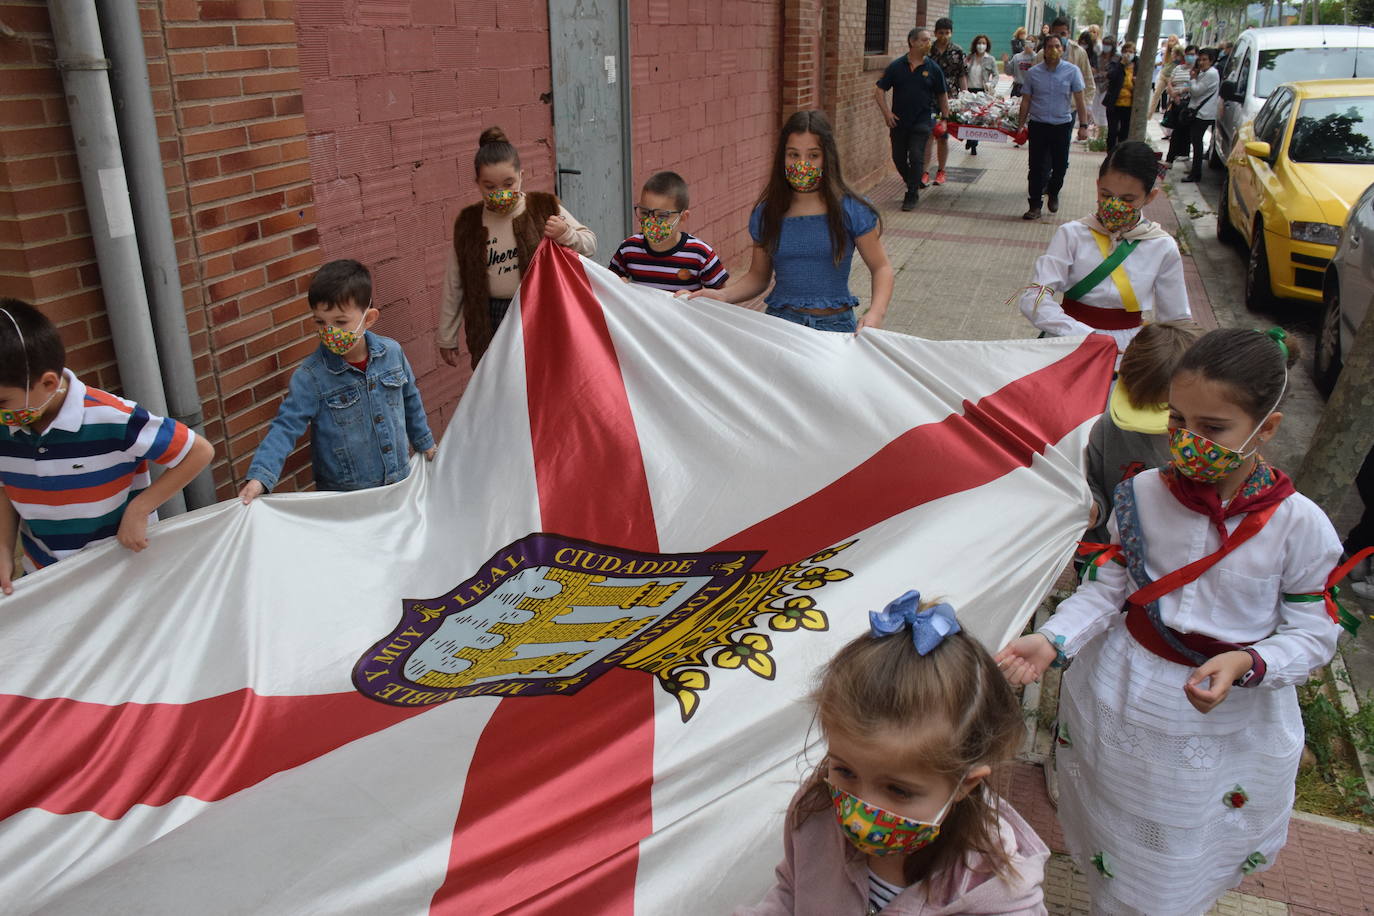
1218, 78, 1374, 309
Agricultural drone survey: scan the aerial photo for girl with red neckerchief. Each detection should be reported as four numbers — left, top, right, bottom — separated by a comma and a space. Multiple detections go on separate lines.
996, 328, 1362, 916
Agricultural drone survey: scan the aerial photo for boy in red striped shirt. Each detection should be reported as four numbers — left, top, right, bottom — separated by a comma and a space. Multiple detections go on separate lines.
609, 171, 729, 293
0, 298, 213, 593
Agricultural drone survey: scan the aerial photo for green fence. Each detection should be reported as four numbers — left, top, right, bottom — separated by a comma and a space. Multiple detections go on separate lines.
947, 2, 1071, 61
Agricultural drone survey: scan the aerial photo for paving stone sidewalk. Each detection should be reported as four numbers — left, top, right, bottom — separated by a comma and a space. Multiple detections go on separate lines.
849, 132, 1374, 915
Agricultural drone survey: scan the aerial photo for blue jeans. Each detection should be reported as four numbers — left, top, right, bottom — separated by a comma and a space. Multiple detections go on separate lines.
766, 305, 857, 333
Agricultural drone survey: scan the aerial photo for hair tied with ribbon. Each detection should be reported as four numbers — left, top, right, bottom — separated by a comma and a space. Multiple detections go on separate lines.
868, 589, 961, 656
1264, 327, 1289, 362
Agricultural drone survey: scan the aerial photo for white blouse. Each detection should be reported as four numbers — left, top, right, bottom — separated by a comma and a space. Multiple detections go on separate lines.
1045, 470, 1342, 687
1018, 220, 1191, 352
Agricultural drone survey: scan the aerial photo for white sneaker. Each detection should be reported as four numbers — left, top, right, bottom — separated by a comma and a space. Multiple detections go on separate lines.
1352, 579, 1374, 600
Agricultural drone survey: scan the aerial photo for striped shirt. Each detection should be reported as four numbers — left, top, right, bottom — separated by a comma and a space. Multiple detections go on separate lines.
866, 869, 907, 913
608, 232, 728, 292
0, 370, 197, 571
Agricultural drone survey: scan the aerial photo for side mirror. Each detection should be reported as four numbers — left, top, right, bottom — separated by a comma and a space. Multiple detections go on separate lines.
1244, 140, 1272, 159
1221, 79, 1242, 102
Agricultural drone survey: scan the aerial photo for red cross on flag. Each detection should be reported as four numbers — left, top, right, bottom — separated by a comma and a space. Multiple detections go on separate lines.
0, 242, 1114, 914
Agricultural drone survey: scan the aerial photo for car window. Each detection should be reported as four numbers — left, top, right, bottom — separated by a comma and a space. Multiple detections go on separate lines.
1237, 50, 1252, 93
1290, 96, 1374, 163
1260, 91, 1295, 146
1255, 46, 1374, 98
1252, 89, 1286, 140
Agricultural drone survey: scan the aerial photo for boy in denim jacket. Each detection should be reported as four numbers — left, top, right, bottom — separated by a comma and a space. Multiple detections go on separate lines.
239, 260, 436, 502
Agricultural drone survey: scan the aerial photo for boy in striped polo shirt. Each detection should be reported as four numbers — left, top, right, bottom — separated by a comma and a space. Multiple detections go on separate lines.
0, 298, 213, 593
609, 171, 729, 293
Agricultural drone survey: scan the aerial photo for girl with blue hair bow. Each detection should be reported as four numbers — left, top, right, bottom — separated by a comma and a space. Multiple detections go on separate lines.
736, 591, 1049, 915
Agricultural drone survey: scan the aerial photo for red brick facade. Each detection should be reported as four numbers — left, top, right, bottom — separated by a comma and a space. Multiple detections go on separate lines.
1, 0, 924, 500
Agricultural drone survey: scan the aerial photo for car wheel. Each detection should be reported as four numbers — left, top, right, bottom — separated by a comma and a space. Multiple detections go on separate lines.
1244, 223, 1277, 312
1217, 173, 1242, 245
1314, 274, 1344, 395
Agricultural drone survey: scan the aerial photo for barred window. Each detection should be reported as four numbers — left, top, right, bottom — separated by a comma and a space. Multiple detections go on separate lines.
865, 0, 889, 55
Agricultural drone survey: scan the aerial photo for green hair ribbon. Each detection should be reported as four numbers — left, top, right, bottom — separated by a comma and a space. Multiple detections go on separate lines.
1264, 327, 1289, 362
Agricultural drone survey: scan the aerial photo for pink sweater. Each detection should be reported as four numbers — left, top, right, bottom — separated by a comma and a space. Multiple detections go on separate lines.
736, 793, 1049, 915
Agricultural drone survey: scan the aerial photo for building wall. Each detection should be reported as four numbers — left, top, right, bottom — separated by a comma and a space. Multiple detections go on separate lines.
627, 0, 782, 277
0, 0, 320, 499
294, 0, 558, 432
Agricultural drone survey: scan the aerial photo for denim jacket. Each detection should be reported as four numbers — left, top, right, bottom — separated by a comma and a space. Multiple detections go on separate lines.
246, 332, 435, 492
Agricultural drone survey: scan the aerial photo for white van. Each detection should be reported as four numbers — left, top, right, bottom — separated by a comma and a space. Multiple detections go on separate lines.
1116, 9, 1186, 45
1214, 26, 1374, 166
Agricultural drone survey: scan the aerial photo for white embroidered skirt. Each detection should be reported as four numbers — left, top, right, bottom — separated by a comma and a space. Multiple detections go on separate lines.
1056, 622, 1302, 915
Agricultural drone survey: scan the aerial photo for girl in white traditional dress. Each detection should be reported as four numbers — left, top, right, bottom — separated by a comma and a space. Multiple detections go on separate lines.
996, 327, 1351, 916
1014, 141, 1191, 359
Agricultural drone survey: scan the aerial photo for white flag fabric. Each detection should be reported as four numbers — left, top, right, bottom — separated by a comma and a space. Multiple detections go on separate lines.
0, 242, 1115, 915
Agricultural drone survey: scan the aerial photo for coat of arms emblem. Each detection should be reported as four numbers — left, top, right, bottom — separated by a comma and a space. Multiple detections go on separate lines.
353, 534, 854, 720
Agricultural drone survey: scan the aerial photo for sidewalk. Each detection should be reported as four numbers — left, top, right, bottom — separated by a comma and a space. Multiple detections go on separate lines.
849, 133, 1374, 915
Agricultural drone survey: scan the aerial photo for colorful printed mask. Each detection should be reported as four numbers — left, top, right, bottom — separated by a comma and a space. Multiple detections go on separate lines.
319, 311, 367, 357
640, 212, 679, 245
1170, 374, 1285, 483
483, 189, 520, 215
827, 781, 956, 857
1096, 195, 1140, 233
785, 160, 822, 192
0, 383, 61, 428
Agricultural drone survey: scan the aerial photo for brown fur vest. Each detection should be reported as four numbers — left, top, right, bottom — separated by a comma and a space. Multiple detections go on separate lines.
453, 190, 560, 367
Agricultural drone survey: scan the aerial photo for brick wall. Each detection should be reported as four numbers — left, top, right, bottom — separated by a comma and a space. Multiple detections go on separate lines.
0, 0, 320, 499
628, 0, 782, 277
295, 0, 557, 433
1, 3, 115, 392
824, 0, 948, 192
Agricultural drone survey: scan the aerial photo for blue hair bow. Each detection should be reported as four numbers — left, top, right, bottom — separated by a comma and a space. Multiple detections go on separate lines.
868, 590, 961, 656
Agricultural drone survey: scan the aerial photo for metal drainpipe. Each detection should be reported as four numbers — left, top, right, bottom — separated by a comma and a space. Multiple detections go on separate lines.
47, 1, 185, 515
96, 0, 216, 510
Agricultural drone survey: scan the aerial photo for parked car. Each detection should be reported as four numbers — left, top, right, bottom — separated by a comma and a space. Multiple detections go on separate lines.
1117, 8, 1186, 45
1218, 78, 1374, 310
1317, 180, 1374, 393
1213, 26, 1374, 167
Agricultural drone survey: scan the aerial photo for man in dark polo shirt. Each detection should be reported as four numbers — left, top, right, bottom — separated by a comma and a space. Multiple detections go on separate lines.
874, 27, 950, 211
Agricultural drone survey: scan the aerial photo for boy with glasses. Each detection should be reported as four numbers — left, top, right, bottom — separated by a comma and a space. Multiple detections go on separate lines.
609, 171, 729, 293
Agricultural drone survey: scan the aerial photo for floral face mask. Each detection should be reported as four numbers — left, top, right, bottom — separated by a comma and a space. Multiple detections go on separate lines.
1169, 375, 1285, 483
1096, 195, 1141, 233
318, 310, 368, 357
827, 779, 960, 857
0, 383, 62, 428
785, 160, 822, 192
483, 188, 521, 215
640, 212, 679, 245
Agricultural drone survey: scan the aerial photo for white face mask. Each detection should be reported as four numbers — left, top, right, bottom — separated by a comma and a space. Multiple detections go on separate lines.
974, 43, 986, 52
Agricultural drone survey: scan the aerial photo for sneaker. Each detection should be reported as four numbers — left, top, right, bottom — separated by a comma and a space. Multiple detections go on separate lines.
1022, 207, 1042, 220
970, 146, 978, 156
934, 169, 947, 185
901, 189, 918, 211
1182, 173, 1200, 183
921, 171, 930, 187
1047, 193, 1059, 213
1353, 579, 1374, 600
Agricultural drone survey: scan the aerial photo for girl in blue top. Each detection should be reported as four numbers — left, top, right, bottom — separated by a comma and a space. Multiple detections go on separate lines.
686, 110, 893, 333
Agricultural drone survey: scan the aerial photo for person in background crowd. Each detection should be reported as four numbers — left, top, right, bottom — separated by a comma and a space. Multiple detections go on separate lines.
1008, 35, 1038, 98
1009, 25, 1028, 56
1092, 34, 1117, 132
1017, 35, 1090, 220
963, 34, 1000, 155
1179, 47, 1220, 182
874, 28, 950, 211
1104, 42, 1138, 151
927, 17, 966, 187
1034, 16, 1097, 134
1156, 44, 1188, 141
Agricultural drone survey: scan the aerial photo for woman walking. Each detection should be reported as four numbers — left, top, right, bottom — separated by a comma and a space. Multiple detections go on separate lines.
964, 34, 1000, 155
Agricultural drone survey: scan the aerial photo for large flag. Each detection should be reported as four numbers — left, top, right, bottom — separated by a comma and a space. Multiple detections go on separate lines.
0, 242, 1114, 914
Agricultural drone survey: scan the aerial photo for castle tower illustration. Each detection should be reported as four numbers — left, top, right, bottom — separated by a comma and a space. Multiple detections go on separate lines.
414, 568, 683, 689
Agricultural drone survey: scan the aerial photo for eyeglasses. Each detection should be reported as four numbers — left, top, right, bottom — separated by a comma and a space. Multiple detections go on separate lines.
634, 207, 682, 220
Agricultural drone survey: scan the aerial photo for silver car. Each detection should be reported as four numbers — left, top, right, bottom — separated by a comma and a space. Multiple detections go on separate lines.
1215, 26, 1374, 167
1317, 179, 1373, 394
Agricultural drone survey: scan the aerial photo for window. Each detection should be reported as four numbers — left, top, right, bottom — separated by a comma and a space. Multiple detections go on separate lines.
1255, 46, 1374, 99
1256, 89, 1294, 149
865, 0, 889, 55
1290, 97, 1374, 164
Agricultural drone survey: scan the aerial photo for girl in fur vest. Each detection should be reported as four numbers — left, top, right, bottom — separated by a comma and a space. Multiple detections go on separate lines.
436, 127, 596, 369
